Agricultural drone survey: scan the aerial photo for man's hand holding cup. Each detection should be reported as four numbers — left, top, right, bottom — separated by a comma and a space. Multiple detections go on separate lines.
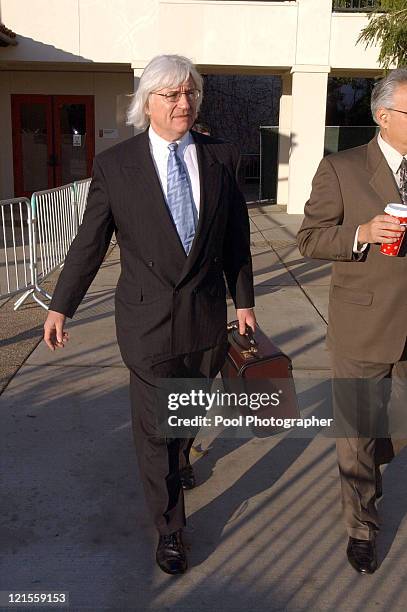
358, 203, 407, 255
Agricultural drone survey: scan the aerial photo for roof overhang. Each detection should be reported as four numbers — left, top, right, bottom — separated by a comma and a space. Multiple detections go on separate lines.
0, 23, 18, 47
0, 60, 132, 73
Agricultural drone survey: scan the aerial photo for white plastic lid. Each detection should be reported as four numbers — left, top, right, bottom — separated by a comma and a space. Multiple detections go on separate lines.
384, 203, 407, 217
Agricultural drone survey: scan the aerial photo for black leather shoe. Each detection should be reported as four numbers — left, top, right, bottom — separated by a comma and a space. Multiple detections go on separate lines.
375, 466, 383, 499
179, 464, 196, 490
156, 529, 187, 575
347, 537, 377, 574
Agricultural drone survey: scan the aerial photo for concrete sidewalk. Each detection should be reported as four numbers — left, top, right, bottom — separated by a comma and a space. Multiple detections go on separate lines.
1, 205, 407, 612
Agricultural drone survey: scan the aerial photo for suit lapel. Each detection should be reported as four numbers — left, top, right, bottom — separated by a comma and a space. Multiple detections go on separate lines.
121, 130, 224, 280
367, 137, 402, 206
122, 130, 187, 259
177, 135, 223, 283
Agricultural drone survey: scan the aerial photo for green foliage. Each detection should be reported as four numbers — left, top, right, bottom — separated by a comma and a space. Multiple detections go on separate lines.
357, 0, 407, 68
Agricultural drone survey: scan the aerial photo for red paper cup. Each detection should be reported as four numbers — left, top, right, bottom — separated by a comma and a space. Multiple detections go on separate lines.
380, 203, 407, 256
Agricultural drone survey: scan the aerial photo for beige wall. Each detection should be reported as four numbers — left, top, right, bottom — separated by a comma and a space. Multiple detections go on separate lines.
1, 0, 382, 70
1, 0, 82, 61
295, 0, 331, 66
0, 67, 134, 199
158, 2, 297, 68
330, 14, 382, 69
1, 0, 160, 64
0, 0, 387, 210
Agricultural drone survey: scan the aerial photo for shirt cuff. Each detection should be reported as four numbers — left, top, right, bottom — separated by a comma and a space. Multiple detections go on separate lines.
353, 226, 368, 253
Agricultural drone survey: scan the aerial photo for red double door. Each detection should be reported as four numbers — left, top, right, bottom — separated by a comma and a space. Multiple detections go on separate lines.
11, 94, 95, 197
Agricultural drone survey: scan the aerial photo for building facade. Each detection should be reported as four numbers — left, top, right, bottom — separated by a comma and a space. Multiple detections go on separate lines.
0, 0, 385, 211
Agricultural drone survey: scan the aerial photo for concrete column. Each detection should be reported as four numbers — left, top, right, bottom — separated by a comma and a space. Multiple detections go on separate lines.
287, 66, 329, 214
285, 0, 332, 214
276, 73, 292, 206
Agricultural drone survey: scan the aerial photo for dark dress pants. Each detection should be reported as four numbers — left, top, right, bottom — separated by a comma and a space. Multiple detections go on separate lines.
331, 344, 407, 540
129, 343, 228, 535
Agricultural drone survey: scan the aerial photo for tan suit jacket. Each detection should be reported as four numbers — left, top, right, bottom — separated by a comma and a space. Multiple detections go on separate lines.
297, 137, 406, 364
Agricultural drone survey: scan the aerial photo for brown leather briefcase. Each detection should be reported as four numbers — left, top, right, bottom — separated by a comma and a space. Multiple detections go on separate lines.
221, 321, 300, 436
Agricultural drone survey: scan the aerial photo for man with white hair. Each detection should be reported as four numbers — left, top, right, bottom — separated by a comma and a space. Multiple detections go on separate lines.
298, 68, 407, 574
43, 55, 255, 574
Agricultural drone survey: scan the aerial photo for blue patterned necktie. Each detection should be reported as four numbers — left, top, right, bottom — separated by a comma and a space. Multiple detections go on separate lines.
166, 142, 197, 254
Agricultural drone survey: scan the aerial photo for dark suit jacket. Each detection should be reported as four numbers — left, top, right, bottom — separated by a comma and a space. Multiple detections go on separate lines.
297, 137, 406, 364
49, 129, 254, 369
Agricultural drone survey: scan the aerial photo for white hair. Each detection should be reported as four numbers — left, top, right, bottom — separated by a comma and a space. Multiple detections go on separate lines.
371, 67, 407, 124
127, 54, 203, 129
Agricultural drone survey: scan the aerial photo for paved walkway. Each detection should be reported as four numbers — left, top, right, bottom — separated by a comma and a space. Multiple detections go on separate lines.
1, 205, 407, 611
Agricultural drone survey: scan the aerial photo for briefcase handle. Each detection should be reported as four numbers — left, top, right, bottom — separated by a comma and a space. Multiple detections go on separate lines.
227, 321, 257, 351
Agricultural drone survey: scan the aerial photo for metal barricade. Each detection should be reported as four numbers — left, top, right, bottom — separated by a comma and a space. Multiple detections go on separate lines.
72, 177, 116, 246
27, 184, 77, 309
74, 178, 91, 226
12, 180, 93, 310
1, 177, 102, 310
0, 198, 35, 305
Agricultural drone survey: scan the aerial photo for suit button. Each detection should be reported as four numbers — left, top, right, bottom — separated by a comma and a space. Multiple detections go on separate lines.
213, 256, 219, 263
174, 289, 179, 295
148, 260, 154, 267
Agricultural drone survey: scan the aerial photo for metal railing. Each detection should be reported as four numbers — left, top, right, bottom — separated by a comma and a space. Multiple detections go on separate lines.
324, 125, 378, 155
332, 0, 380, 11
0, 198, 35, 301
241, 154, 260, 181
34, 184, 77, 282
258, 124, 378, 201
74, 178, 91, 226
0, 179, 92, 310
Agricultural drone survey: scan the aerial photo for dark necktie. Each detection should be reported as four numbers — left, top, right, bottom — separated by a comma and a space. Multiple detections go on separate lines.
399, 157, 407, 205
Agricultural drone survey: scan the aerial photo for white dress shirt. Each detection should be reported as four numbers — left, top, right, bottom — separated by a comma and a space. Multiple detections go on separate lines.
353, 133, 406, 252
148, 126, 200, 217
377, 133, 406, 188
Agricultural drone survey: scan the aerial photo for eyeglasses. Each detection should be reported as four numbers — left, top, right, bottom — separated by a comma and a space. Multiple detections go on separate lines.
150, 89, 200, 104
388, 108, 407, 116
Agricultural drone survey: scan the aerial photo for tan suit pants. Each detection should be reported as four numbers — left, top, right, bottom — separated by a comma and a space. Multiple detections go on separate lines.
331, 346, 407, 540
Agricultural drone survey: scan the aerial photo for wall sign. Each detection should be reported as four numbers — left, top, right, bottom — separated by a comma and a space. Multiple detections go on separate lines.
99, 128, 118, 139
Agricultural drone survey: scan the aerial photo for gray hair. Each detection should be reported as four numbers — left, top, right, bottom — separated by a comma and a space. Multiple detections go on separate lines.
127, 54, 203, 129
371, 67, 407, 123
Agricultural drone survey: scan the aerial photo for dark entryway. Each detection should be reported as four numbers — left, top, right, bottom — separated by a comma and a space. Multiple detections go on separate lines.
11, 94, 95, 197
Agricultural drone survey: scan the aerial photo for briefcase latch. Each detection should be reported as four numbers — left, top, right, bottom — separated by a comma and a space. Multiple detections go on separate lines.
241, 346, 258, 359
227, 321, 259, 359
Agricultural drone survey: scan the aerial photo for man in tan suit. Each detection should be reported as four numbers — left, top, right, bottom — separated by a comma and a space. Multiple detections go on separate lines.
297, 68, 407, 574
